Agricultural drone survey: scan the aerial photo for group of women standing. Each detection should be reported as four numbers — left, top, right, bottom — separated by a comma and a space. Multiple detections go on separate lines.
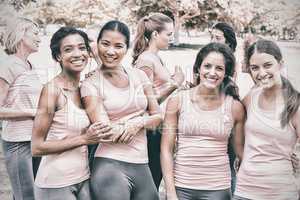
0, 13, 299, 200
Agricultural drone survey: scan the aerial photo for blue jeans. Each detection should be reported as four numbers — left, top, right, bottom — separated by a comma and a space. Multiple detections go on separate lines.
2, 140, 40, 200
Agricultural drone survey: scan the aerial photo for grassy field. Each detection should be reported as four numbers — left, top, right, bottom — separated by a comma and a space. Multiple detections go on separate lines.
1, 34, 300, 199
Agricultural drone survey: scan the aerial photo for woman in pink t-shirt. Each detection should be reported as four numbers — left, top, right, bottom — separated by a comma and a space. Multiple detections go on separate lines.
80, 20, 162, 200
233, 40, 300, 200
0, 17, 42, 200
161, 43, 245, 200
31, 27, 110, 200
132, 13, 185, 189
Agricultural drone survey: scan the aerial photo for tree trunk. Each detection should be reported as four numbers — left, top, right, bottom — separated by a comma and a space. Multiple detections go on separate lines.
173, 13, 181, 46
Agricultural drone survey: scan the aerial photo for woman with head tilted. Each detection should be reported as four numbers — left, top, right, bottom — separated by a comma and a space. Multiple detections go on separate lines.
31, 27, 109, 200
132, 13, 185, 189
234, 39, 300, 200
210, 22, 239, 193
0, 17, 42, 200
161, 42, 245, 200
80, 20, 162, 200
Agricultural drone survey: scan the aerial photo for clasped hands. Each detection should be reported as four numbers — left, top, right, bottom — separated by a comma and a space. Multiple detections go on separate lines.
82, 117, 144, 145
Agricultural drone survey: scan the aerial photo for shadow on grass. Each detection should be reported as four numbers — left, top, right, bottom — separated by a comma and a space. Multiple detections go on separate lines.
168, 43, 204, 50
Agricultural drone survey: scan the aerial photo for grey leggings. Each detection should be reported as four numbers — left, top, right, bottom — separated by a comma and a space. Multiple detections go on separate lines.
34, 179, 91, 200
232, 195, 252, 200
90, 157, 159, 200
176, 186, 232, 200
2, 140, 40, 200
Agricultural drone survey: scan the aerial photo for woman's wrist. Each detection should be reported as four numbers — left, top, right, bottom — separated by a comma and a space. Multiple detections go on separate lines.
169, 78, 180, 89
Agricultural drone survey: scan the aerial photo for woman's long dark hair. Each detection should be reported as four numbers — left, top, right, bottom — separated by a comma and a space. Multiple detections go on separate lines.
246, 39, 300, 127
193, 42, 239, 101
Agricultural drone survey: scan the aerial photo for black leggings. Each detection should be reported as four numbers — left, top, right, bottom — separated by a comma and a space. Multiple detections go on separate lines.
147, 129, 162, 190
90, 157, 159, 200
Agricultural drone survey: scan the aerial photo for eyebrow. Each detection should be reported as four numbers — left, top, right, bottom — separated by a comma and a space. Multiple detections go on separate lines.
62, 42, 85, 48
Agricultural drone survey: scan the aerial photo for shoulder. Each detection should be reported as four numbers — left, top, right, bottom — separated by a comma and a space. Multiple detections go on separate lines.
242, 87, 260, 109
166, 90, 186, 111
130, 67, 148, 79
134, 52, 156, 68
81, 69, 100, 87
291, 102, 300, 134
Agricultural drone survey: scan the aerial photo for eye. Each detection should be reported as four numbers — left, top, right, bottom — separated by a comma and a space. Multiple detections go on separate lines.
264, 63, 272, 69
250, 65, 259, 71
63, 47, 72, 53
216, 66, 224, 71
115, 44, 124, 49
79, 45, 87, 51
203, 64, 211, 69
100, 41, 109, 47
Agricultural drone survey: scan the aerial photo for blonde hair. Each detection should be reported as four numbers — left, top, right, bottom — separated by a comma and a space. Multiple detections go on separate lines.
132, 13, 173, 64
4, 17, 38, 54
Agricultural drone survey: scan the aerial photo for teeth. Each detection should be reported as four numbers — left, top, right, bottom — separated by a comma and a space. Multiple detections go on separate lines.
105, 57, 115, 62
71, 60, 84, 65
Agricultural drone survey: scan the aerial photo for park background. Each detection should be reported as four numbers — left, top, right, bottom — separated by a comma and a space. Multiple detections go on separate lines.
0, 0, 300, 199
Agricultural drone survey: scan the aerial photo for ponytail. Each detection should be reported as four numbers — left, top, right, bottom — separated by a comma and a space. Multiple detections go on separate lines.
132, 18, 150, 65
132, 13, 173, 65
280, 76, 300, 127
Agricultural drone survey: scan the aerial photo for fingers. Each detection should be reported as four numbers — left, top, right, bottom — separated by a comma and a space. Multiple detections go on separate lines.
111, 132, 123, 143
118, 131, 134, 144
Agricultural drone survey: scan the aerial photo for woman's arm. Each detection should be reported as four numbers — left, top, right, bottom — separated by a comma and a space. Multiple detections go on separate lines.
0, 79, 36, 120
117, 80, 162, 143
292, 108, 300, 177
31, 84, 106, 156
138, 65, 184, 104
232, 100, 246, 161
161, 94, 180, 200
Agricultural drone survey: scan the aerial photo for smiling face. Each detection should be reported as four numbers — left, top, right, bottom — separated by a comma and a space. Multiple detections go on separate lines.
57, 34, 89, 73
249, 52, 282, 89
198, 52, 226, 90
155, 22, 174, 50
22, 25, 40, 53
97, 30, 127, 69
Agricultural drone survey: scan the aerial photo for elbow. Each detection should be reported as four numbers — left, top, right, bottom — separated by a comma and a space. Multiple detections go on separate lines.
149, 113, 163, 130
31, 143, 44, 157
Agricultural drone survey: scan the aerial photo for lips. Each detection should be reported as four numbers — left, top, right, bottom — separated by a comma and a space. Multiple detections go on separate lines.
103, 56, 117, 63
258, 75, 273, 85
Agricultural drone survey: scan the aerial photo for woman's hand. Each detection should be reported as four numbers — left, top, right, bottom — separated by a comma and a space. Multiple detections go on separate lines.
171, 66, 185, 87
292, 152, 300, 174
116, 117, 144, 144
234, 157, 241, 173
82, 122, 113, 145
166, 193, 179, 200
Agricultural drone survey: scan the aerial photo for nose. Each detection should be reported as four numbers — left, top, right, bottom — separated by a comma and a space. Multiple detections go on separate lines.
73, 47, 82, 57
208, 67, 217, 76
257, 67, 268, 78
106, 46, 116, 55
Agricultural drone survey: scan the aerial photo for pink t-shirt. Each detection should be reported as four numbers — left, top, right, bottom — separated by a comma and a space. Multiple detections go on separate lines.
134, 51, 173, 118
134, 51, 171, 95
35, 88, 90, 188
235, 88, 299, 200
174, 90, 234, 190
0, 55, 43, 142
80, 67, 150, 163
